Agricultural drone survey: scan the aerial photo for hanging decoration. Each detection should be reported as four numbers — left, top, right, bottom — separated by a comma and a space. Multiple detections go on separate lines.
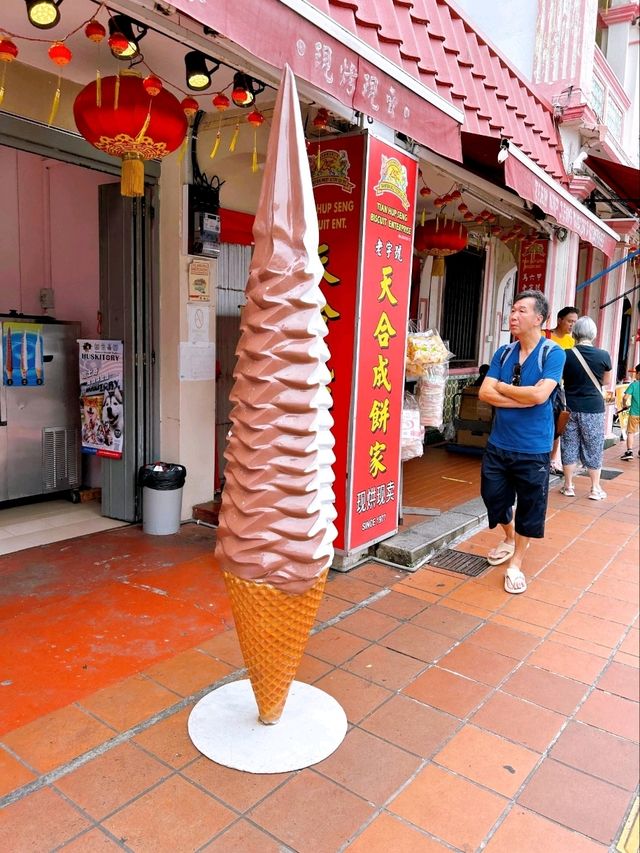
177, 96, 199, 163
0, 38, 18, 107
47, 41, 71, 126
210, 92, 229, 160
247, 107, 264, 173
73, 70, 187, 197
414, 215, 468, 277
84, 19, 105, 106
312, 107, 329, 130
229, 119, 240, 152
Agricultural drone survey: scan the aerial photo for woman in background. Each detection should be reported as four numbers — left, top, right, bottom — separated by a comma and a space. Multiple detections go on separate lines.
560, 316, 612, 500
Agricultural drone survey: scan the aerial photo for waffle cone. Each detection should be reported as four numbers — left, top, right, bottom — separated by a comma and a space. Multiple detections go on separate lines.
223, 570, 328, 724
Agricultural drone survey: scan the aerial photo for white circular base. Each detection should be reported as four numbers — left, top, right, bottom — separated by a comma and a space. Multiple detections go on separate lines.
188, 679, 347, 773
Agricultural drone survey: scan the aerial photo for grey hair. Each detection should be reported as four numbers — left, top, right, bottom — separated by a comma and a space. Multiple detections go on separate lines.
572, 315, 597, 342
513, 289, 549, 324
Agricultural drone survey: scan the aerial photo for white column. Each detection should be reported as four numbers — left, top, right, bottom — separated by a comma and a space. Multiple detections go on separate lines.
597, 245, 627, 438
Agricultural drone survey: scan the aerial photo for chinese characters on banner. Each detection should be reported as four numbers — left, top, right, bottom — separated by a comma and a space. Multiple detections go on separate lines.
78, 340, 124, 460
517, 238, 549, 293
310, 132, 417, 553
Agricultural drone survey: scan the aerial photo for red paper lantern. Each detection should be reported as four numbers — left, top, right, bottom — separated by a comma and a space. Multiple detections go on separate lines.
181, 96, 199, 119
312, 107, 329, 130
74, 71, 187, 197
457, 203, 468, 213
414, 216, 468, 275
463, 211, 474, 221
0, 39, 19, 62
212, 92, 229, 111
85, 20, 106, 43
419, 186, 431, 197
450, 189, 462, 200
108, 31, 129, 56
247, 108, 264, 127
143, 75, 163, 97
49, 42, 72, 66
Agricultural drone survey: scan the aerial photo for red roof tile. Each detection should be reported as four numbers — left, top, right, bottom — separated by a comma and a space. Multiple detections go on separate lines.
319, 0, 566, 181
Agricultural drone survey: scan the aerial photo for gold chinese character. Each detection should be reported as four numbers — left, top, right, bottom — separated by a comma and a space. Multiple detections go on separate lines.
378, 265, 398, 305
369, 399, 390, 433
373, 312, 397, 348
322, 301, 341, 323
372, 354, 392, 392
369, 442, 387, 477
318, 243, 340, 286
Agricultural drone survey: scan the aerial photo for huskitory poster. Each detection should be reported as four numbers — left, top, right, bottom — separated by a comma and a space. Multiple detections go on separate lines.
78, 339, 124, 460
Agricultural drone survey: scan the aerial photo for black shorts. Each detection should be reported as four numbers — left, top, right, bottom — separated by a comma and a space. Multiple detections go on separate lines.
480, 443, 551, 539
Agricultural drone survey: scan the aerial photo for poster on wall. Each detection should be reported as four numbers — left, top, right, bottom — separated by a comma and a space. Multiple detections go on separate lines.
2, 323, 45, 386
517, 238, 549, 293
310, 131, 418, 553
78, 339, 124, 460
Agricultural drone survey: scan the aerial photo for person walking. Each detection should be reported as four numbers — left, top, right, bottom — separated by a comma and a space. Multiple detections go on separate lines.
479, 289, 565, 594
545, 306, 578, 475
559, 316, 612, 500
621, 364, 640, 460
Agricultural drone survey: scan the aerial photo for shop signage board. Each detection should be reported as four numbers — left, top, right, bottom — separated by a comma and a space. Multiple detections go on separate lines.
78, 339, 124, 460
517, 238, 549, 293
311, 131, 417, 553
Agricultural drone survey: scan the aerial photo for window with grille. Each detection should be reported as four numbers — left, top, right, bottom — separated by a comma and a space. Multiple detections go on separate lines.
441, 249, 485, 367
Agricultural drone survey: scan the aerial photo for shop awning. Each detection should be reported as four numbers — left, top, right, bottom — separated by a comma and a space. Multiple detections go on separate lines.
170, 0, 463, 161
503, 144, 620, 257
585, 156, 640, 216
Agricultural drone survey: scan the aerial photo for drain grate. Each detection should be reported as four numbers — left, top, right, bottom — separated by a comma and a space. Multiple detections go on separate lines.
577, 467, 623, 481
427, 548, 489, 577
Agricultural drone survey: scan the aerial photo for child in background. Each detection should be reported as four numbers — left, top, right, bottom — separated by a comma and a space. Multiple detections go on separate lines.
621, 364, 640, 460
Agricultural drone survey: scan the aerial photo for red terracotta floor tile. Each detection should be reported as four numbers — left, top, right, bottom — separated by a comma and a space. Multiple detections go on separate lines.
434, 724, 540, 797
315, 594, 352, 624
614, 650, 640, 669
361, 694, 458, 757
348, 562, 406, 587
144, 649, 234, 697
369, 590, 428, 620
343, 643, 427, 690
525, 578, 582, 608
576, 689, 639, 741
78, 674, 180, 731
490, 614, 548, 638
60, 828, 124, 851
439, 597, 492, 619
1, 705, 114, 774
471, 690, 566, 752
197, 629, 245, 668
249, 771, 375, 853
314, 668, 392, 723
551, 720, 639, 790
438, 642, 518, 686
446, 582, 509, 612
589, 575, 639, 604
102, 775, 235, 852
0, 788, 90, 851
305, 627, 370, 666
183, 758, 290, 812
411, 603, 483, 638
54, 742, 170, 819
502, 665, 587, 714
619, 628, 640, 657
316, 727, 421, 804
132, 706, 201, 768
500, 595, 566, 629
484, 805, 607, 852
518, 759, 633, 845
346, 813, 450, 852
295, 653, 334, 683
404, 666, 492, 717
380, 622, 456, 662
201, 820, 284, 852
398, 568, 463, 596
574, 592, 639, 626
466, 622, 541, 659
0, 748, 35, 798
388, 763, 507, 851
541, 563, 601, 589
325, 574, 381, 604
392, 584, 440, 605
551, 631, 612, 660
527, 639, 607, 684
337, 607, 400, 641
596, 661, 640, 701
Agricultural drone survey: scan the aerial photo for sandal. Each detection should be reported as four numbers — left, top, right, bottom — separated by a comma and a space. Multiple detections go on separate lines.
549, 465, 563, 477
559, 485, 575, 496
588, 488, 607, 501
487, 541, 515, 566
504, 567, 527, 595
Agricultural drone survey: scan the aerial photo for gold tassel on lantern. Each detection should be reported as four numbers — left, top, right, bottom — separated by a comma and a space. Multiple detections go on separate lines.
48, 76, 61, 126
121, 152, 145, 197
135, 104, 152, 143
96, 69, 101, 107
229, 121, 240, 152
114, 72, 120, 110
210, 130, 221, 160
0, 65, 6, 107
252, 129, 258, 173
432, 256, 445, 277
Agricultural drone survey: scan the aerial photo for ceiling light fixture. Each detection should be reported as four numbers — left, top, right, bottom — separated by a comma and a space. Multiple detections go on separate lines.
185, 51, 220, 91
25, 0, 62, 29
108, 15, 147, 61
231, 72, 265, 108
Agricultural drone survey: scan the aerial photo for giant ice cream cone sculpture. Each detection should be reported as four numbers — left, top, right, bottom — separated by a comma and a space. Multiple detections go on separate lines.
215, 64, 337, 725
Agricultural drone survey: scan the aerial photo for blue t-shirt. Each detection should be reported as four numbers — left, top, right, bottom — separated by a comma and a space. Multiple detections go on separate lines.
487, 338, 565, 453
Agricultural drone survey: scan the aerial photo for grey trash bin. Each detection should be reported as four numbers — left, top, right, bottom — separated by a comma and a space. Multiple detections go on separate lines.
139, 463, 187, 535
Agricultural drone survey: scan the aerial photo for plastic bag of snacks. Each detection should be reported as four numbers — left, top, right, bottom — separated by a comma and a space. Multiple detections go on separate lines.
401, 392, 425, 461
406, 329, 451, 378
417, 362, 448, 429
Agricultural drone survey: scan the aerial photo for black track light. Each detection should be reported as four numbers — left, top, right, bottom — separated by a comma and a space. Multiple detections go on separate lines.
185, 51, 220, 91
25, 0, 62, 29
231, 72, 266, 108
108, 15, 148, 61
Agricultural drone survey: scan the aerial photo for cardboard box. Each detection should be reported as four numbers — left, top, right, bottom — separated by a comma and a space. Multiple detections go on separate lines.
458, 387, 493, 423
456, 428, 489, 448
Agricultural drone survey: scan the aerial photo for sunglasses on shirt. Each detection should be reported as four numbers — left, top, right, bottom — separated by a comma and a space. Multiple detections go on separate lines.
512, 363, 521, 386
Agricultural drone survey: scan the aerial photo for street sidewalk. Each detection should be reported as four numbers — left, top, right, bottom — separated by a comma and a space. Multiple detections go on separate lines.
0, 443, 638, 852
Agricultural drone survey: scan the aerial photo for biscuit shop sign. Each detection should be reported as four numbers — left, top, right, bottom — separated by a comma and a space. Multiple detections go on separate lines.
310, 131, 417, 554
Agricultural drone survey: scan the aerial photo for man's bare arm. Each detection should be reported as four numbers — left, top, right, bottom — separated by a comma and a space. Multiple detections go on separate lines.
496, 377, 557, 405
479, 377, 532, 408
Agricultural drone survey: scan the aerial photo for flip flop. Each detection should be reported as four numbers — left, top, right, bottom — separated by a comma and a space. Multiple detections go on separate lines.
487, 541, 515, 566
504, 567, 527, 594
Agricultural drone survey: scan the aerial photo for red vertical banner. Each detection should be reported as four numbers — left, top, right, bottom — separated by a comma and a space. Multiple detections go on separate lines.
311, 132, 417, 553
517, 238, 549, 292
